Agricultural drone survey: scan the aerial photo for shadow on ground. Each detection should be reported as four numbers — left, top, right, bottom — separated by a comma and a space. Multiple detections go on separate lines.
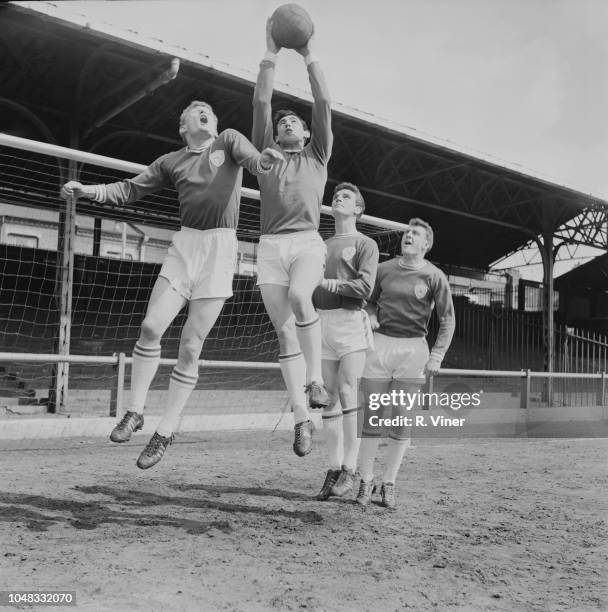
0, 485, 323, 534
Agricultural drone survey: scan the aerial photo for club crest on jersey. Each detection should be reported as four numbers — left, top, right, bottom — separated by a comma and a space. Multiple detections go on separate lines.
414, 284, 428, 299
342, 246, 356, 261
209, 150, 225, 167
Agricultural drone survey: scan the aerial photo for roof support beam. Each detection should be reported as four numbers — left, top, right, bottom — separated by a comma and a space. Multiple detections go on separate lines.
327, 177, 537, 236
83, 58, 180, 140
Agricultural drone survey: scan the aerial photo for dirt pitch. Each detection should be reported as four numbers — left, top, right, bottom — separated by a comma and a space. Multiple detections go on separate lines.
1, 431, 606, 611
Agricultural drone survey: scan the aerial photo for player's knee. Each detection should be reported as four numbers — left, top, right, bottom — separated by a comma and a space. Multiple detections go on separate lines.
338, 382, 357, 408
325, 389, 339, 408
287, 287, 312, 319
140, 317, 162, 343
181, 341, 200, 362
179, 336, 204, 366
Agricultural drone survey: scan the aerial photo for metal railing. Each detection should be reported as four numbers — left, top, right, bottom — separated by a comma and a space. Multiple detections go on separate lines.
0, 352, 605, 417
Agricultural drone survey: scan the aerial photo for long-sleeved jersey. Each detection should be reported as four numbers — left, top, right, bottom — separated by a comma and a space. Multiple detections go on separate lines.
98, 129, 263, 231
313, 232, 379, 310
369, 258, 455, 360
252, 59, 332, 235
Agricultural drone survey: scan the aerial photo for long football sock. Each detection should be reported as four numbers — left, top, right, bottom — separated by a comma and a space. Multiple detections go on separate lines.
129, 342, 161, 414
322, 409, 343, 470
295, 316, 323, 384
341, 407, 360, 472
278, 352, 309, 424
156, 367, 198, 437
382, 436, 410, 484
357, 436, 382, 483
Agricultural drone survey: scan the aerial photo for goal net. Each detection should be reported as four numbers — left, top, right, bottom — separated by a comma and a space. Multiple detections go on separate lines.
0, 135, 405, 415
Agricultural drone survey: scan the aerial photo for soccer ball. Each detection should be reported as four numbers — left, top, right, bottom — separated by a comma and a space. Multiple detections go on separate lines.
270, 4, 314, 50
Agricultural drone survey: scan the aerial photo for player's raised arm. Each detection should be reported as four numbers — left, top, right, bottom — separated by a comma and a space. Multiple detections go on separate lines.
253, 9, 331, 459
296, 37, 332, 163
252, 18, 280, 150
224, 129, 284, 177
60, 156, 170, 206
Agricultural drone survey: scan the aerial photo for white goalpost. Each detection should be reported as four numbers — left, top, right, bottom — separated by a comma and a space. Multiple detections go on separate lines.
0, 134, 407, 415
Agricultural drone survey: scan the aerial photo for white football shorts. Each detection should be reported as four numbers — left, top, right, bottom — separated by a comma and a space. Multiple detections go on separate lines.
319, 308, 373, 360
257, 231, 326, 286
159, 227, 237, 300
363, 333, 428, 381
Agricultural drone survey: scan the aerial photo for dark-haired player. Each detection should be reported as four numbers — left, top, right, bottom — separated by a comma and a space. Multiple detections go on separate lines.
252, 19, 333, 457
312, 182, 378, 500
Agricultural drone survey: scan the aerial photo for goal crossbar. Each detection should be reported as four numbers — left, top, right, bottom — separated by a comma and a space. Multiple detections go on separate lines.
0, 133, 409, 232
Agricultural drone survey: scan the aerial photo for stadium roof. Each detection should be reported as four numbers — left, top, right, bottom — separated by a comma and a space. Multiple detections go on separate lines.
2, 1, 606, 269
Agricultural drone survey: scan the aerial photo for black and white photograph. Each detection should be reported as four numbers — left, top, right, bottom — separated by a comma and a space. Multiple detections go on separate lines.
1, 1, 606, 610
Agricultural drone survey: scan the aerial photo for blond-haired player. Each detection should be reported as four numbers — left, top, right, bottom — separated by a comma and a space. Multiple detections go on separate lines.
61, 101, 281, 469
357, 219, 455, 508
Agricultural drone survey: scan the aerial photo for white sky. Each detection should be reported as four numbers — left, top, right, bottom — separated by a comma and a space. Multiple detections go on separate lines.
25, 0, 608, 279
